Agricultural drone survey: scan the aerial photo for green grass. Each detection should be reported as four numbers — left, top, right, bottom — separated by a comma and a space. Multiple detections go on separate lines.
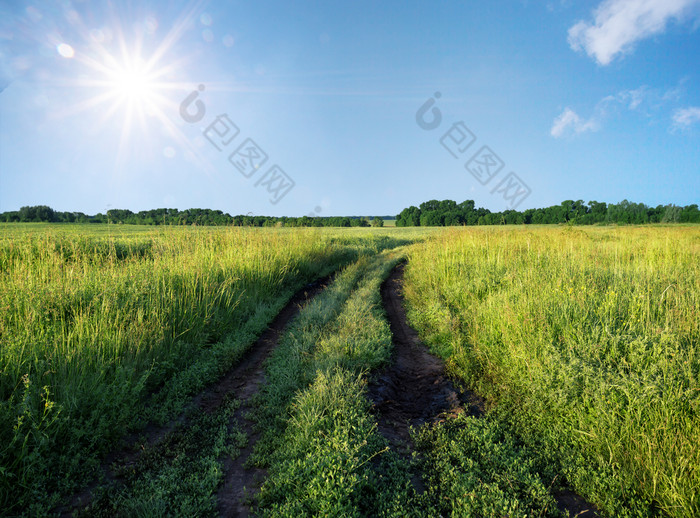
250, 250, 406, 516
402, 225, 700, 517
0, 224, 420, 515
412, 414, 560, 517
250, 250, 571, 517
6, 222, 695, 516
82, 396, 245, 517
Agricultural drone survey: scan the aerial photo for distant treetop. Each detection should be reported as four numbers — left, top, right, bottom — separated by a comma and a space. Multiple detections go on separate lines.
395, 199, 700, 226
1, 201, 698, 226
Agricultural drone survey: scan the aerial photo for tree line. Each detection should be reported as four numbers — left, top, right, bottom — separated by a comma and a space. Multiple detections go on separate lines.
0, 206, 386, 227
396, 199, 700, 226
2, 200, 698, 227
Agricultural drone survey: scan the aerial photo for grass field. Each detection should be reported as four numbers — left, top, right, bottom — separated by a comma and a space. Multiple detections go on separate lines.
403, 225, 700, 518
1, 223, 698, 517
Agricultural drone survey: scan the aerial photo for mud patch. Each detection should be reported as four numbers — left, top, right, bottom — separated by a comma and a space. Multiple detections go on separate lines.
554, 489, 600, 517
368, 263, 485, 451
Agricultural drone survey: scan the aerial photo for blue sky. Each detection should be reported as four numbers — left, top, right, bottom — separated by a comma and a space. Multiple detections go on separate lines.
1, 0, 699, 217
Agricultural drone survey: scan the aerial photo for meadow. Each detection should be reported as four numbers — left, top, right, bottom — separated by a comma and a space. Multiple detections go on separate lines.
403, 225, 700, 517
0, 223, 698, 517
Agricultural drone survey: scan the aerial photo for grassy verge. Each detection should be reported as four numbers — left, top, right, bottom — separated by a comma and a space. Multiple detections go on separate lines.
80, 396, 245, 517
412, 414, 560, 517
402, 225, 700, 517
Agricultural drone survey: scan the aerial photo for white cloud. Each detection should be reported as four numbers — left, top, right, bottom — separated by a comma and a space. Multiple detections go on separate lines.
672, 106, 700, 128
568, 0, 700, 65
551, 82, 689, 138
550, 107, 599, 138
623, 86, 647, 109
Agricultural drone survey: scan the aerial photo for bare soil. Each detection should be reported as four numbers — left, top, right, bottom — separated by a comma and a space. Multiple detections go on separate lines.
368, 263, 485, 452
369, 263, 599, 517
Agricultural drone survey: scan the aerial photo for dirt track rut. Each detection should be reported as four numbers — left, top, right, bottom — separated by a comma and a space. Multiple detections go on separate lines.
214, 276, 330, 517
368, 263, 485, 450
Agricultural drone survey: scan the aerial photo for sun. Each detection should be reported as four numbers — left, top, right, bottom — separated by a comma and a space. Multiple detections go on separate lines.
61, 40, 176, 152
112, 66, 153, 101
94, 48, 166, 115
59, 37, 202, 170
51, 4, 216, 171
98, 55, 164, 119
52, 6, 202, 160
73, 46, 177, 163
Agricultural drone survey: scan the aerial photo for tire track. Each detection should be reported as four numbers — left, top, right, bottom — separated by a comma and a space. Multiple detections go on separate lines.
214, 276, 331, 517
368, 263, 485, 451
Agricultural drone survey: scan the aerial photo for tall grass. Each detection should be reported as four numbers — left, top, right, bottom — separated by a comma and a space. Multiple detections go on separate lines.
403, 225, 700, 517
0, 224, 415, 514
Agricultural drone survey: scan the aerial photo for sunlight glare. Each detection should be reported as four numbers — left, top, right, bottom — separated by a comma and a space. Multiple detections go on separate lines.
52, 2, 214, 173
113, 65, 152, 100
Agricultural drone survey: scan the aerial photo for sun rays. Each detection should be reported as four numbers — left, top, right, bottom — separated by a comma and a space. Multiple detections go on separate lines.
51, 2, 206, 168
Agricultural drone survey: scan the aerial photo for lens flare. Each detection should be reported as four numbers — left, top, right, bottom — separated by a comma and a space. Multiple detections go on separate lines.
57, 43, 75, 58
